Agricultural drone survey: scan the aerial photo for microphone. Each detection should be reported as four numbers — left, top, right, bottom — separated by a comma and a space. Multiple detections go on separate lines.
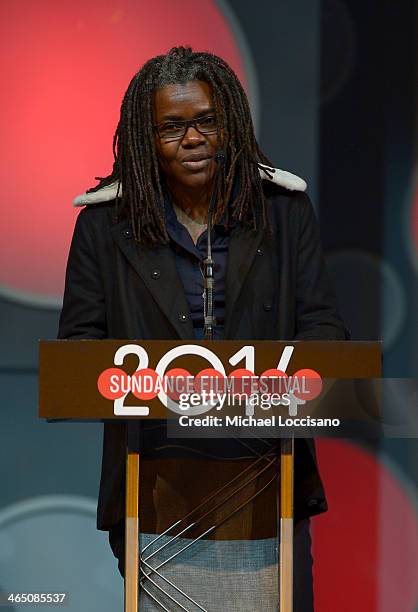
203, 150, 226, 340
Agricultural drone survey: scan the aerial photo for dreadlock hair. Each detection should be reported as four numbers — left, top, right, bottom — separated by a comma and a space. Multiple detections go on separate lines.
88, 46, 272, 244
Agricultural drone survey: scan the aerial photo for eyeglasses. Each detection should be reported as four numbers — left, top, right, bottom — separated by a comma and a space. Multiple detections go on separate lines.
153, 115, 217, 141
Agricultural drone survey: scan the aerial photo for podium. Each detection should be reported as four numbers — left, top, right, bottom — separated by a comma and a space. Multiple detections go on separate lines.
39, 340, 381, 612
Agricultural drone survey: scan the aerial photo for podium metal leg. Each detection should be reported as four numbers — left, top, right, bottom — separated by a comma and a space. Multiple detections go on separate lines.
125, 425, 140, 612
280, 437, 294, 612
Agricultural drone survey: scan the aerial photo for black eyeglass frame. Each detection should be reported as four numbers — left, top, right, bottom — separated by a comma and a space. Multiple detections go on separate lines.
152, 115, 218, 141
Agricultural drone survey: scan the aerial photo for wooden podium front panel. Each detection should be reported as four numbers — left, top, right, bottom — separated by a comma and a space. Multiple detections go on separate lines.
39, 340, 381, 419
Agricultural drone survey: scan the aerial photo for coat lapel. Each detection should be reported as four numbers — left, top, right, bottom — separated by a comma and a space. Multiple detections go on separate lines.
224, 223, 264, 337
111, 216, 264, 340
110, 220, 194, 339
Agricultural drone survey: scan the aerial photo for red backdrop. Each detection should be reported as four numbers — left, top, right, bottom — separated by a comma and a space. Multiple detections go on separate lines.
0, 0, 246, 302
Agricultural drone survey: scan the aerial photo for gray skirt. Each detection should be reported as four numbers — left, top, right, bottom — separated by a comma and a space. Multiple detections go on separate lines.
139, 533, 279, 611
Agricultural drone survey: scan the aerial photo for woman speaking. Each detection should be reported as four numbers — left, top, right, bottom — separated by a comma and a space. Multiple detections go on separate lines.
58, 46, 347, 611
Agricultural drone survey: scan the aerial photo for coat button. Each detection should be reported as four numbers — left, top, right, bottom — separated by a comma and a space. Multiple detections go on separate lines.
123, 228, 132, 239
307, 499, 318, 507
178, 313, 189, 323
256, 248, 264, 256
263, 301, 272, 311
151, 270, 160, 279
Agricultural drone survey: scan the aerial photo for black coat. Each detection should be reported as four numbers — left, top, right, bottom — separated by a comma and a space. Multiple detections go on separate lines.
58, 182, 348, 531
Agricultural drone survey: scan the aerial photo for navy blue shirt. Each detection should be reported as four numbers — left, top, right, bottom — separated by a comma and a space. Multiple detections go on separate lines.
160, 197, 267, 459
164, 197, 231, 340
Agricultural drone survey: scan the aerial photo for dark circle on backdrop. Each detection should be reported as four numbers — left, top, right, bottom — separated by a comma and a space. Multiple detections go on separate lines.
0, 496, 122, 609
326, 249, 406, 350
404, 164, 418, 272
320, 0, 357, 106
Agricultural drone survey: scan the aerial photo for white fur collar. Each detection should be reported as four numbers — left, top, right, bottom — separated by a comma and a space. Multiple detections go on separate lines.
73, 163, 307, 206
